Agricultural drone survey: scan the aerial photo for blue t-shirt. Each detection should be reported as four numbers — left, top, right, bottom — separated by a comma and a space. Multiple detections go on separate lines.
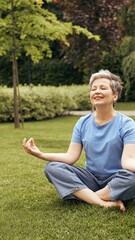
71, 112, 135, 177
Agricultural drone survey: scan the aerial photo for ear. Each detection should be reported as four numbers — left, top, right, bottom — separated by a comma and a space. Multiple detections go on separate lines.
113, 93, 118, 102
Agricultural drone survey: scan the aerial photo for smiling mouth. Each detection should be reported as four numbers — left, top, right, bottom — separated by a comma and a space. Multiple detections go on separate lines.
94, 96, 103, 100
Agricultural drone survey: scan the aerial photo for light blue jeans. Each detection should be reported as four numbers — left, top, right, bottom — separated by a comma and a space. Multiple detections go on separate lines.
45, 162, 135, 201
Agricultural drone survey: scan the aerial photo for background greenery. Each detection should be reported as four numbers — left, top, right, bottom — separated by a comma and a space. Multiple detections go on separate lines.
0, 1, 135, 238
0, 0, 135, 102
0, 85, 90, 122
1, 115, 135, 240
0, 85, 134, 123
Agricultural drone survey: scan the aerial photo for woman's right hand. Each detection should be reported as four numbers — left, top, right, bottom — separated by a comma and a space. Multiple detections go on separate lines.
23, 138, 41, 158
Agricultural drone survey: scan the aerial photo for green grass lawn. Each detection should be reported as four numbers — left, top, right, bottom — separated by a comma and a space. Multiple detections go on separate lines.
115, 102, 135, 111
1, 116, 135, 240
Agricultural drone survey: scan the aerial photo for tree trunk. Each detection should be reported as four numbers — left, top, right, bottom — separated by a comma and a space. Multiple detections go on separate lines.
13, 52, 20, 128
28, 55, 32, 85
11, 0, 20, 128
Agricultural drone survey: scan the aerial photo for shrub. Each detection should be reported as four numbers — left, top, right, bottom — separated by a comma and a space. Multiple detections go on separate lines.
0, 92, 13, 122
73, 88, 90, 110
0, 85, 91, 122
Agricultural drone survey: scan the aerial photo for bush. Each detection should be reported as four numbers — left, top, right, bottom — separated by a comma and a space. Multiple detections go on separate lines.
0, 92, 13, 122
73, 87, 90, 110
0, 85, 91, 122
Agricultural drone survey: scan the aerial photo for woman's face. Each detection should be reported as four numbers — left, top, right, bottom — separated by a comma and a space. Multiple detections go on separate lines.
90, 78, 118, 107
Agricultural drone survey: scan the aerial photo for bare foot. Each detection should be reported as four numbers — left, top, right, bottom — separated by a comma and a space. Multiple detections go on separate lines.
116, 200, 126, 212
103, 200, 126, 212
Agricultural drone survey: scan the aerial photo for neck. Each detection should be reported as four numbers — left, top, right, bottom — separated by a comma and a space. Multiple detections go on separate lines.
94, 106, 116, 125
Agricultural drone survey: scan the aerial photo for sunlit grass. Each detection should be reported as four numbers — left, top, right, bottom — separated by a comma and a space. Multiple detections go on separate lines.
0, 116, 135, 240
115, 102, 135, 111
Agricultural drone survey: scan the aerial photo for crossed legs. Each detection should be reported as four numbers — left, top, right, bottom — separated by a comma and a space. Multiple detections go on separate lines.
73, 187, 125, 211
45, 162, 135, 212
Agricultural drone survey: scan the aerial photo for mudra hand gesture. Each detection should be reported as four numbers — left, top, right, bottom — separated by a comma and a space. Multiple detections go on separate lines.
23, 138, 41, 157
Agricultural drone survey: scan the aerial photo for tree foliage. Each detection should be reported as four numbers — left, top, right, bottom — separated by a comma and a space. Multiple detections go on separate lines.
52, 0, 125, 73
0, 0, 99, 127
119, 0, 135, 101
0, 0, 98, 62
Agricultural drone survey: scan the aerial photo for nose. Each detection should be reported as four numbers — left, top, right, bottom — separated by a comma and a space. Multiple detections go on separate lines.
95, 90, 101, 94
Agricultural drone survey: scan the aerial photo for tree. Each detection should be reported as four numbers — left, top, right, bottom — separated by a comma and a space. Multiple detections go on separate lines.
0, 0, 99, 128
52, 0, 125, 75
119, 0, 135, 101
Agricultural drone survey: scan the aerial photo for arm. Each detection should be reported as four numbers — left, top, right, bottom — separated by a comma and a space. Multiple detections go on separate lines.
121, 144, 135, 172
22, 138, 82, 165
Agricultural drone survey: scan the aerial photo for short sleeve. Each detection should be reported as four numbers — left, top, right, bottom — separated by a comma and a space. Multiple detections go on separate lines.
71, 118, 83, 144
121, 118, 135, 144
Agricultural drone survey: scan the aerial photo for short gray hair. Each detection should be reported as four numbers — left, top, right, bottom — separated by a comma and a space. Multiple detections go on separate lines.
89, 69, 124, 99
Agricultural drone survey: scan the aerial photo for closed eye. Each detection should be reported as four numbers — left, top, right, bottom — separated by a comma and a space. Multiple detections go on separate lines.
91, 85, 109, 91
91, 88, 96, 91
101, 87, 108, 90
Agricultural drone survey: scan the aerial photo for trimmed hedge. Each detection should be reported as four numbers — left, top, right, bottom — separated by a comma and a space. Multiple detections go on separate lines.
0, 85, 91, 122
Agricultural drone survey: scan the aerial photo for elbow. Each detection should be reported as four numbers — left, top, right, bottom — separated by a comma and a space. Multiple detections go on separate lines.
66, 153, 78, 165
121, 161, 127, 170
67, 158, 77, 165
121, 158, 130, 170
121, 158, 135, 172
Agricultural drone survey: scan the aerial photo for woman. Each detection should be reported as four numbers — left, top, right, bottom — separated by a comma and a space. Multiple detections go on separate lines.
23, 70, 135, 212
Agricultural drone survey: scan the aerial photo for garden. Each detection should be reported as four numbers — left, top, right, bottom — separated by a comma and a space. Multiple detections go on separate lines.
0, 1, 135, 239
